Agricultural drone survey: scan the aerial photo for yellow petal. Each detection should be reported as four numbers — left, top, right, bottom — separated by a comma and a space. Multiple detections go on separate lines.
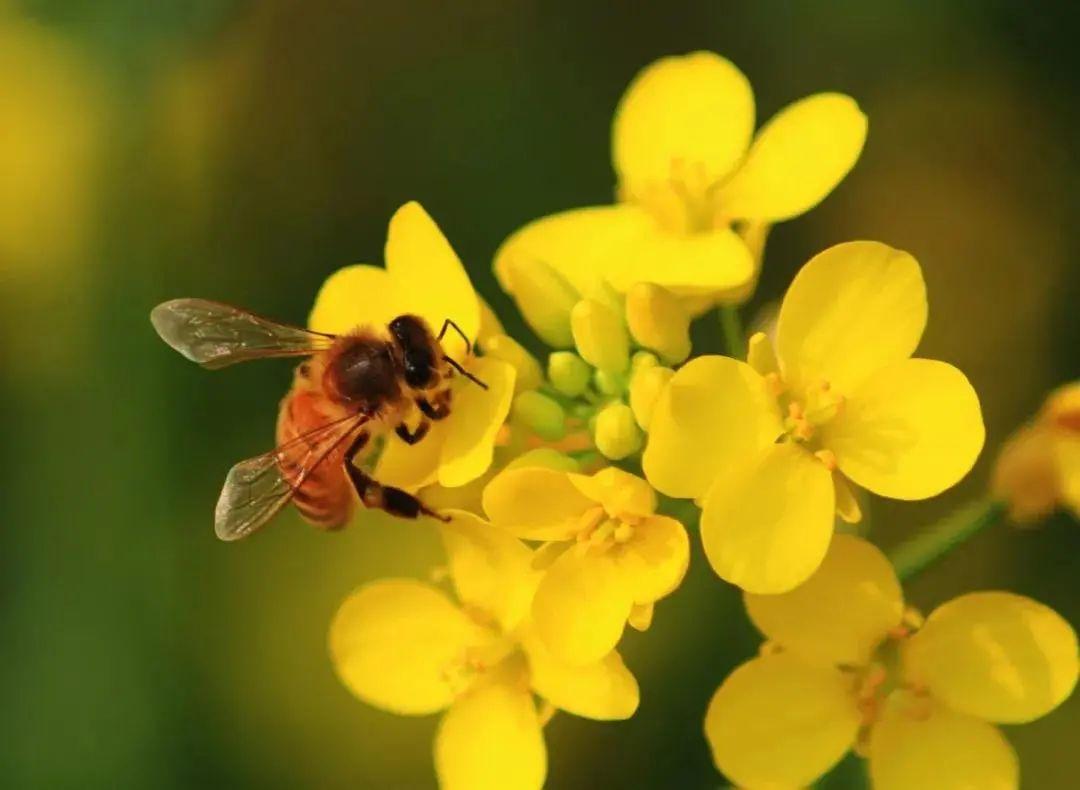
717, 93, 867, 222
440, 510, 538, 633
776, 241, 927, 394
822, 359, 985, 500
476, 296, 506, 349
567, 467, 656, 519
903, 591, 1079, 723
384, 201, 479, 358
701, 442, 835, 594
616, 515, 690, 605
613, 51, 753, 196
503, 447, 580, 474
628, 602, 654, 632
522, 628, 639, 721
438, 357, 516, 487
745, 534, 903, 666
704, 653, 859, 789
643, 355, 781, 500
1054, 434, 1080, 516
869, 693, 1018, 790
494, 205, 645, 302
308, 264, 402, 335
833, 473, 863, 524
604, 224, 755, 297
483, 467, 593, 541
434, 662, 546, 790
328, 580, 489, 715
375, 419, 446, 490
532, 542, 633, 665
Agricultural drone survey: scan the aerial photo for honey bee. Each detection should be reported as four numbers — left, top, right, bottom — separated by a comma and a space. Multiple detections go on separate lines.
150, 299, 486, 541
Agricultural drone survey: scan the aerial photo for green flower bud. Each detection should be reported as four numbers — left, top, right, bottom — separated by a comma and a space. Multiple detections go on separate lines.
629, 364, 674, 430
625, 282, 691, 363
594, 402, 643, 460
511, 391, 566, 441
571, 298, 629, 373
548, 351, 591, 398
484, 333, 542, 393
630, 350, 659, 375
500, 256, 579, 347
594, 368, 626, 396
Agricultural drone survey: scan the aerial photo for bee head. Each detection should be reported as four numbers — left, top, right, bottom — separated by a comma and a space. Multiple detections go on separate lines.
388, 314, 439, 389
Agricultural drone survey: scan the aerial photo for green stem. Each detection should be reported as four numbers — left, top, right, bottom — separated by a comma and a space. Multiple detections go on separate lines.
888, 499, 1007, 581
719, 305, 746, 360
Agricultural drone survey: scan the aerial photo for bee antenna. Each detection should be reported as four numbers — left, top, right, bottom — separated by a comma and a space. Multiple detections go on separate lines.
443, 355, 489, 390
437, 318, 472, 355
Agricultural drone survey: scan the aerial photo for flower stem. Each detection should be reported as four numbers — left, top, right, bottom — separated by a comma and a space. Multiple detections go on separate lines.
719, 305, 746, 360
888, 499, 1007, 581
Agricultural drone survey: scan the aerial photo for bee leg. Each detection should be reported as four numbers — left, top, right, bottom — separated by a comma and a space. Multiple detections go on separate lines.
342, 430, 445, 521
417, 392, 451, 420
395, 419, 430, 445
344, 464, 448, 522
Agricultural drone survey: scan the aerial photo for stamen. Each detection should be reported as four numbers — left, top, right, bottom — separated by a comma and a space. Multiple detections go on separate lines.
814, 449, 837, 471
575, 506, 606, 541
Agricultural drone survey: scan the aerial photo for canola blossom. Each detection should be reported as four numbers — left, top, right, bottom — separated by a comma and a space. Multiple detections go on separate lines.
993, 381, 1080, 523
644, 241, 985, 593
704, 535, 1079, 789
493, 51, 867, 347
484, 464, 689, 665
329, 512, 638, 790
295, 52, 1080, 789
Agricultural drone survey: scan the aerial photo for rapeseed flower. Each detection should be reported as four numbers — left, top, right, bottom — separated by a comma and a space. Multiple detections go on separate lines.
329, 511, 638, 790
494, 51, 867, 346
309, 201, 515, 489
484, 464, 689, 664
993, 381, 1080, 523
644, 241, 985, 593
704, 534, 1079, 789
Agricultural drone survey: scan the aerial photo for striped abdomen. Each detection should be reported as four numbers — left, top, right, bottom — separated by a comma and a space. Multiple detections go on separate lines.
276, 387, 356, 529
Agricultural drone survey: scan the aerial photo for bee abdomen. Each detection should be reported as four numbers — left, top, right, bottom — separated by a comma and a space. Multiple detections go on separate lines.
277, 388, 355, 530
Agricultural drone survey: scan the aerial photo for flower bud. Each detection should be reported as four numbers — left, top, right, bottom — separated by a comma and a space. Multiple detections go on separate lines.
625, 282, 692, 363
594, 368, 626, 397
483, 334, 542, 393
594, 402, 643, 460
629, 364, 674, 430
630, 350, 659, 375
548, 351, 591, 398
500, 255, 579, 347
511, 391, 566, 442
571, 298, 629, 373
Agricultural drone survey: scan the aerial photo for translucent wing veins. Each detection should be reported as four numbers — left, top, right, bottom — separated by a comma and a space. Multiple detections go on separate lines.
150, 298, 335, 369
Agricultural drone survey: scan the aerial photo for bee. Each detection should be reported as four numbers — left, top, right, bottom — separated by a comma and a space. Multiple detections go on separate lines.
150, 299, 486, 541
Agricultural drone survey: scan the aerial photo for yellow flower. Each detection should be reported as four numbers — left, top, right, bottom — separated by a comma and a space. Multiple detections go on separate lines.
309, 201, 516, 489
329, 511, 639, 790
644, 241, 985, 593
704, 534, 1078, 790
483, 464, 689, 665
993, 381, 1080, 523
494, 51, 867, 345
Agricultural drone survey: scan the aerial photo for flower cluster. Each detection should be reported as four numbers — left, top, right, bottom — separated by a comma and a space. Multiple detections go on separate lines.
312, 52, 1078, 789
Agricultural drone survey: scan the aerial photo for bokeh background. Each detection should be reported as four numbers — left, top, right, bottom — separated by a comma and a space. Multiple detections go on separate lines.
2, 1, 1078, 787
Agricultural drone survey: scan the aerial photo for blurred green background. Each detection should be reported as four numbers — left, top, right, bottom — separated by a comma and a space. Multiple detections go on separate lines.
2, 1, 1078, 787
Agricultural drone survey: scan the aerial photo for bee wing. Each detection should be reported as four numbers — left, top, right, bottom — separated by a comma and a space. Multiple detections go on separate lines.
214, 413, 368, 541
151, 299, 336, 369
